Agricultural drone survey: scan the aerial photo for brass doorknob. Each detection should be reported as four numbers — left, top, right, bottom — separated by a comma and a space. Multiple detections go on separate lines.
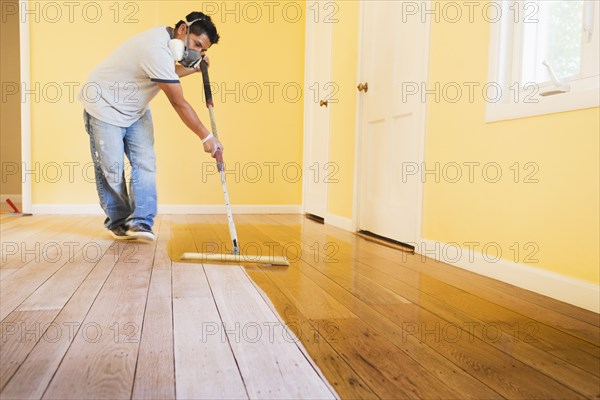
357, 82, 369, 92
319, 99, 328, 107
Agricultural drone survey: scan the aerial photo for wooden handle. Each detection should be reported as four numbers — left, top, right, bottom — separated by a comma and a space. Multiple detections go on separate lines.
200, 60, 213, 107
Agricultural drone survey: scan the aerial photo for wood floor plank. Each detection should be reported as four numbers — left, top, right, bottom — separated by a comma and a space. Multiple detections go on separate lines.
0, 214, 50, 237
259, 264, 470, 399
205, 264, 337, 400
0, 309, 61, 391
1, 216, 99, 270
171, 214, 247, 399
320, 231, 599, 371
296, 219, 600, 356
0, 269, 18, 280
1, 216, 77, 271
326, 251, 600, 397
246, 267, 382, 400
0, 234, 118, 391
358, 244, 600, 346
247, 277, 340, 398
0, 217, 105, 321
237, 216, 504, 399
42, 226, 158, 399
0, 214, 18, 223
186, 215, 232, 256
412, 276, 600, 372
17, 237, 116, 312
299, 256, 588, 399
132, 216, 175, 400
307, 217, 600, 335
300, 255, 582, 398
257, 215, 596, 399
0, 214, 53, 235
289, 216, 598, 397
283, 213, 600, 329
231, 217, 477, 399
0, 214, 597, 400
172, 261, 248, 400
376, 302, 599, 399
292, 224, 600, 386
193, 216, 375, 399
168, 215, 199, 260
208, 218, 354, 320
1, 241, 127, 399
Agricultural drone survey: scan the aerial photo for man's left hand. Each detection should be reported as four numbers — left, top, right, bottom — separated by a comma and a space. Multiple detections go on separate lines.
194, 55, 209, 72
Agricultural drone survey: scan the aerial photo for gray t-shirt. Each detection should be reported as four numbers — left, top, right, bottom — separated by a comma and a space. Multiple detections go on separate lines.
78, 26, 180, 127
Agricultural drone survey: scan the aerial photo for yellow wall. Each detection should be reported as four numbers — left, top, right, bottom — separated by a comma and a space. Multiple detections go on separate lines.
27, 0, 305, 205
422, 2, 600, 283
0, 0, 22, 195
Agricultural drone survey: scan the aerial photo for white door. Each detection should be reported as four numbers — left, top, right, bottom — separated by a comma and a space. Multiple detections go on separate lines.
303, 1, 333, 219
357, 0, 430, 243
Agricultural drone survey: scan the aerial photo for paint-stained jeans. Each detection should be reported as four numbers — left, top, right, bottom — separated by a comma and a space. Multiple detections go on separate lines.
84, 110, 157, 229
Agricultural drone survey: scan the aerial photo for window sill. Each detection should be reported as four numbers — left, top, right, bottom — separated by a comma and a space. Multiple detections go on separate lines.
486, 75, 599, 123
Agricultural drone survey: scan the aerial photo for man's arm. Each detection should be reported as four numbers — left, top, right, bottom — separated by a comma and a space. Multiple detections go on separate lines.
175, 65, 196, 78
157, 81, 210, 140
175, 56, 209, 78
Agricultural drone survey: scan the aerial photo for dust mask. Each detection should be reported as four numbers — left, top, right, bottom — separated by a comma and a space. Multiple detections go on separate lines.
168, 18, 203, 68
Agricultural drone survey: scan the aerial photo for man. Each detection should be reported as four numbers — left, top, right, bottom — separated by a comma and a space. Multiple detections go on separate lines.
79, 12, 222, 241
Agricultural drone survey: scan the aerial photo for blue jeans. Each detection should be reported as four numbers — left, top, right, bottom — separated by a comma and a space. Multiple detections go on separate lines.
84, 110, 157, 229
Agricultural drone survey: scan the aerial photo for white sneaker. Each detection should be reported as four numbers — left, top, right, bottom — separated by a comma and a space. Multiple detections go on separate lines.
110, 225, 134, 240
126, 224, 156, 241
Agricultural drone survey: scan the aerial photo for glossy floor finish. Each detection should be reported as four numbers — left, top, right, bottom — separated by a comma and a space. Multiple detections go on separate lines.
0, 213, 598, 399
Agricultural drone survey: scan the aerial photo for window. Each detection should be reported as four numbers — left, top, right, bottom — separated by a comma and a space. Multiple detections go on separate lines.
487, 0, 599, 122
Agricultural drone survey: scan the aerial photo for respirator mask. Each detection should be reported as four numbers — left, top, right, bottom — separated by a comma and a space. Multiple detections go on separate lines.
168, 18, 203, 68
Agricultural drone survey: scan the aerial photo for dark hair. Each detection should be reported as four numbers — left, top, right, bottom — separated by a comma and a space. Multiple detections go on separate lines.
175, 12, 220, 44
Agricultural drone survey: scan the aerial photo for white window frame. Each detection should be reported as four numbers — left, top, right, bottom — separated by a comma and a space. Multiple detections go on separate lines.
486, 0, 599, 122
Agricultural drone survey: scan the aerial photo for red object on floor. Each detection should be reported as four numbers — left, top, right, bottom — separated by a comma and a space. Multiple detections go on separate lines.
5, 198, 21, 213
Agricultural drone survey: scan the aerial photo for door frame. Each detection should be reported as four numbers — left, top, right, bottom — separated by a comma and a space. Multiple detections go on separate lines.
19, 0, 32, 213
352, 0, 432, 242
302, 3, 333, 217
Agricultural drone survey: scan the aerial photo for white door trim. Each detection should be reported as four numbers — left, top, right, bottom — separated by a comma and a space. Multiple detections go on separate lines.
351, 0, 365, 232
353, 0, 432, 242
302, 2, 332, 217
19, 0, 32, 213
415, 18, 433, 241
301, 1, 311, 214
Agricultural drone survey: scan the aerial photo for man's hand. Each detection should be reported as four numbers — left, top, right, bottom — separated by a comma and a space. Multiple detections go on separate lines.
175, 56, 209, 78
203, 134, 223, 157
193, 55, 210, 72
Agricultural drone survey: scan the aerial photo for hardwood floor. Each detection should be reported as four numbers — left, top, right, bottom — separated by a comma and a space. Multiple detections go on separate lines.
0, 214, 598, 399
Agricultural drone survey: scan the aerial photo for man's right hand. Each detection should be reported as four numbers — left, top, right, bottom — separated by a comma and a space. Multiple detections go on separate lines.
203, 135, 224, 157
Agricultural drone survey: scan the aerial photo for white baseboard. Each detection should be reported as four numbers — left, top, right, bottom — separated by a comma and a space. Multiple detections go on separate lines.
31, 204, 302, 215
325, 213, 354, 231
417, 238, 599, 313
32, 204, 104, 214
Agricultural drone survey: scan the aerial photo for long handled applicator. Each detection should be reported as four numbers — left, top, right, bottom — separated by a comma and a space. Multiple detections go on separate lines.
181, 61, 289, 267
